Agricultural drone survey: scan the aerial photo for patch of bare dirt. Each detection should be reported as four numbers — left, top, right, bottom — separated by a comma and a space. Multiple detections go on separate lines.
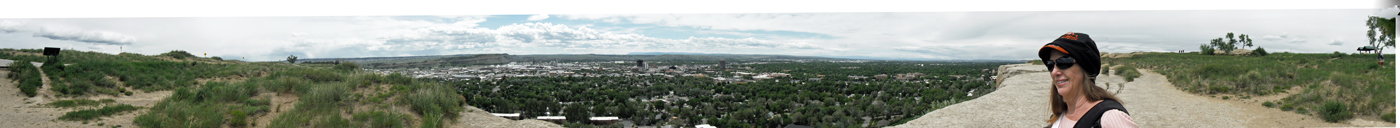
252, 92, 300, 128
454, 105, 563, 128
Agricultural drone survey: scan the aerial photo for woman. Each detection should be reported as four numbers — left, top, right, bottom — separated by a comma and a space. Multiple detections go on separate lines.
1038, 32, 1137, 128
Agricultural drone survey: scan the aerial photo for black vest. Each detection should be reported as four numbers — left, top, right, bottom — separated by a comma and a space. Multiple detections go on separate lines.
1046, 99, 1130, 128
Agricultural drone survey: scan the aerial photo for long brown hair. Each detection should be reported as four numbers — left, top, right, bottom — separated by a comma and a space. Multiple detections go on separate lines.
1045, 73, 1121, 124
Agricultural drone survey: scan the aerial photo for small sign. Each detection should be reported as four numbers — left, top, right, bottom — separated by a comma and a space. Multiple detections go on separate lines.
43, 47, 60, 56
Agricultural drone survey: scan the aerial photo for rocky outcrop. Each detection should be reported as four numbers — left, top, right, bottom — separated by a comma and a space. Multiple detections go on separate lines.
995, 63, 1047, 89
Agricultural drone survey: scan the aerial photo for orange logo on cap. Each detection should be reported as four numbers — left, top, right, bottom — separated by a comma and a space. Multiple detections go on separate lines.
1061, 32, 1078, 40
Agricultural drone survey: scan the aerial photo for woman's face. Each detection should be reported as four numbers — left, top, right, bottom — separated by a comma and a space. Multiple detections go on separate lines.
1048, 51, 1082, 97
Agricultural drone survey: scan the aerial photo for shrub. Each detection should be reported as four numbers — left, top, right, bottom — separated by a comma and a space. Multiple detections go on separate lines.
314, 114, 351, 128
59, 104, 142, 121
1281, 103, 1296, 111
334, 62, 360, 72
10, 60, 40, 97
1319, 101, 1353, 122
403, 85, 462, 121
1113, 65, 1141, 82
48, 99, 105, 108
1262, 101, 1275, 108
230, 109, 248, 127
352, 111, 407, 128
276, 68, 344, 83
134, 101, 225, 128
301, 83, 351, 113
159, 50, 197, 59
1384, 112, 1395, 123
1208, 85, 1231, 94
1251, 47, 1268, 56
211, 56, 222, 61
1200, 44, 1216, 55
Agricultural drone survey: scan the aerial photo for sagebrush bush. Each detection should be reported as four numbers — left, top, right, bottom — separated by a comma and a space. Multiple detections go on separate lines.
1384, 112, 1395, 123
352, 111, 407, 128
1262, 101, 1275, 108
1281, 103, 1296, 111
59, 104, 142, 121
1319, 101, 1353, 122
275, 68, 344, 82
134, 101, 225, 128
159, 50, 196, 59
1114, 65, 1141, 82
10, 60, 40, 97
47, 99, 107, 108
296, 82, 352, 114
1251, 47, 1268, 56
334, 62, 360, 72
403, 85, 462, 121
230, 109, 248, 127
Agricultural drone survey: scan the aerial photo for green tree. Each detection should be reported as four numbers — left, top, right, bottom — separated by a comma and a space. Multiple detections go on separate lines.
286, 55, 298, 63
1368, 16, 1396, 54
565, 103, 590, 123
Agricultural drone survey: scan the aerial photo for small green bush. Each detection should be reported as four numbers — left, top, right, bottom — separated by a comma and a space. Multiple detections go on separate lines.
59, 104, 142, 121
1200, 44, 1216, 55
10, 60, 41, 97
230, 109, 248, 127
403, 86, 462, 120
1383, 112, 1395, 123
1208, 85, 1231, 94
159, 50, 196, 59
1251, 47, 1268, 56
314, 114, 351, 128
1262, 101, 1275, 108
1281, 103, 1295, 111
1114, 65, 1141, 82
352, 111, 407, 128
48, 99, 105, 108
211, 56, 222, 61
421, 113, 444, 128
1319, 101, 1353, 122
334, 62, 360, 72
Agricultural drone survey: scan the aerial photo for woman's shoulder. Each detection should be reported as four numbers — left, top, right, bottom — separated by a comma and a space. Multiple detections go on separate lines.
1099, 110, 1137, 128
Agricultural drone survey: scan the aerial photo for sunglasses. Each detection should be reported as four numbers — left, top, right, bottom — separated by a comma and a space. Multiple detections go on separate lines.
1045, 56, 1075, 70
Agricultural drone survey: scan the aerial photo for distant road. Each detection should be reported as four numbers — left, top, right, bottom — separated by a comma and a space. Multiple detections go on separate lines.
0, 59, 11, 68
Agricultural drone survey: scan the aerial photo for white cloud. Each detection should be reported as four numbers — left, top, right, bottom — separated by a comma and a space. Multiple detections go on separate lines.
1329, 40, 1345, 46
1377, 5, 1399, 18
0, 20, 136, 45
527, 14, 550, 21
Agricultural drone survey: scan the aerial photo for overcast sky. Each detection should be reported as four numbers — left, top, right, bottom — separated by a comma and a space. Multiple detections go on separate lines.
0, 9, 1392, 61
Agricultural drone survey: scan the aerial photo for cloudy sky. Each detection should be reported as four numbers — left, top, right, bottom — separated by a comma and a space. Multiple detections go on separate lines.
0, 9, 1392, 61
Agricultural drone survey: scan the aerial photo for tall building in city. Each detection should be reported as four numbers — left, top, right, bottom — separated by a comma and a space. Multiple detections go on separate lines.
719, 60, 726, 71
637, 59, 645, 67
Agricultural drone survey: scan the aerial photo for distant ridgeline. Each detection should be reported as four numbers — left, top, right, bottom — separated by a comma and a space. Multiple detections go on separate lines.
299, 53, 846, 69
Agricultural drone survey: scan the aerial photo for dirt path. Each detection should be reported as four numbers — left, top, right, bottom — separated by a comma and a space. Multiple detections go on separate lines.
0, 67, 174, 128
891, 64, 1393, 128
452, 105, 563, 128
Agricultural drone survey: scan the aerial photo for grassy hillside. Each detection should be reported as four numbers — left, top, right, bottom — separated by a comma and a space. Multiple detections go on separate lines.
0, 48, 465, 128
1108, 52, 1395, 122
